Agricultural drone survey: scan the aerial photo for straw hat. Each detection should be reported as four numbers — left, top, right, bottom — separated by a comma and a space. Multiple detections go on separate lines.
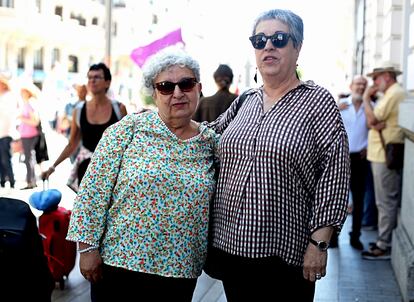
0, 74, 11, 90
20, 82, 41, 98
366, 61, 402, 77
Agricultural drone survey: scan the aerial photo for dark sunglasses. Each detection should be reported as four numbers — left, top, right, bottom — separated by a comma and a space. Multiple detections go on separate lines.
154, 78, 198, 95
249, 32, 292, 49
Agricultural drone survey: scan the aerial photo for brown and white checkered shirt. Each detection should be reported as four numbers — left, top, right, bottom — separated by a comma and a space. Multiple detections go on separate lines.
210, 81, 350, 267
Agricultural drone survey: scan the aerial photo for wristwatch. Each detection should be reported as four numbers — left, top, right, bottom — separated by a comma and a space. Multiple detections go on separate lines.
309, 238, 329, 251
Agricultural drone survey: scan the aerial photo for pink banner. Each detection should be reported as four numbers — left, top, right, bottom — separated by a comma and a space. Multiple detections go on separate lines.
130, 28, 185, 68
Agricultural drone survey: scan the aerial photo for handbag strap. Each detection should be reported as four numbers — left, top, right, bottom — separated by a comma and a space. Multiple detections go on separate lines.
42, 179, 49, 191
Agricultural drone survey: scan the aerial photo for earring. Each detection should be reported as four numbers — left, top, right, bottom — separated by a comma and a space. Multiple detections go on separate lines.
254, 68, 257, 83
295, 64, 301, 80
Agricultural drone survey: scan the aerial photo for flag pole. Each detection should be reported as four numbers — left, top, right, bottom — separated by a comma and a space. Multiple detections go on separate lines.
105, 0, 112, 68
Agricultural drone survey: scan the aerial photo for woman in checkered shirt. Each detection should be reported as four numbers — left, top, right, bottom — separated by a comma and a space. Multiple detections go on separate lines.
205, 9, 350, 301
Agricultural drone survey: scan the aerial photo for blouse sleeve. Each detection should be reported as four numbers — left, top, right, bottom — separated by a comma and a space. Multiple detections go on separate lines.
66, 114, 136, 245
309, 92, 351, 233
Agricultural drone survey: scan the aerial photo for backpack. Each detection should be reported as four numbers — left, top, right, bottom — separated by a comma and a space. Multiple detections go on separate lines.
75, 100, 122, 128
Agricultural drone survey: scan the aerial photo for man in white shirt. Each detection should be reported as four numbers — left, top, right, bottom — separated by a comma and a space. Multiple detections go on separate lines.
338, 75, 370, 250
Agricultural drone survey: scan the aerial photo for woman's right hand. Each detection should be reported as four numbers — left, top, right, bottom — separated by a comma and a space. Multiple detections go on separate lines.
41, 166, 55, 180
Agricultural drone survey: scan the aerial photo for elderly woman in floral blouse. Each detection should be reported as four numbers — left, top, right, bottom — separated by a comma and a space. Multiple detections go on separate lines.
66, 49, 219, 302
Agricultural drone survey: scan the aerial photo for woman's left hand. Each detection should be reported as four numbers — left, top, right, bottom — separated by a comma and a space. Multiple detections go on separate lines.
79, 250, 103, 283
303, 244, 328, 282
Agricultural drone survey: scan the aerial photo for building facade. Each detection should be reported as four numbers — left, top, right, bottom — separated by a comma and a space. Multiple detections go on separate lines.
0, 0, 155, 110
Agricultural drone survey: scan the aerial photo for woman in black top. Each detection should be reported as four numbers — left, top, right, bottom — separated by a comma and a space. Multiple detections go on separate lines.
42, 63, 127, 188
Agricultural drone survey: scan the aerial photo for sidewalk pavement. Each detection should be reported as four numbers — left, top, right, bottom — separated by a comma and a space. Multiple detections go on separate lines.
0, 129, 403, 302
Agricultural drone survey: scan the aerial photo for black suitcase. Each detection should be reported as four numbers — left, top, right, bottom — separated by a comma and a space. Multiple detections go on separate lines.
0, 197, 54, 301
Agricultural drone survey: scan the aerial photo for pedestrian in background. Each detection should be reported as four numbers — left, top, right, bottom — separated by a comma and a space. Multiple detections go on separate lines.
58, 83, 87, 163
362, 62, 405, 260
338, 75, 375, 250
58, 83, 87, 139
18, 82, 41, 190
42, 63, 127, 191
66, 49, 219, 301
193, 64, 237, 122
0, 74, 16, 189
205, 9, 350, 302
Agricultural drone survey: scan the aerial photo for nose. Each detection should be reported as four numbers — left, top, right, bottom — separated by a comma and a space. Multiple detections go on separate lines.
172, 84, 184, 96
264, 38, 274, 50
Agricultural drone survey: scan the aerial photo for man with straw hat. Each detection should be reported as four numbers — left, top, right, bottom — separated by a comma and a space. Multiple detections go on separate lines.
0, 74, 16, 189
361, 61, 405, 260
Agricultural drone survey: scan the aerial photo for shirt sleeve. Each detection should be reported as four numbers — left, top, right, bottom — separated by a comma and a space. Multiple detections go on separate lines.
66, 115, 136, 245
309, 95, 351, 233
373, 88, 404, 121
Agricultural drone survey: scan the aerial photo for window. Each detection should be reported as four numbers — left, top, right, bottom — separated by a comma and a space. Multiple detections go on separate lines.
152, 14, 158, 25
33, 48, 44, 70
55, 6, 63, 20
0, 0, 14, 7
114, 0, 125, 8
79, 16, 86, 26
51, 48, 60, 66
35, 0, 41, 13
17, 48, 25, 69
70, 13, 86, 26
92, 17, 98, 25
68, 55, 78, 73
113, 22, 117, 36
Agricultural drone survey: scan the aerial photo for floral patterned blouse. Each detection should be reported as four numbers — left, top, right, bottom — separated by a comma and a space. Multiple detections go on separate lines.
66, 111, 220, 278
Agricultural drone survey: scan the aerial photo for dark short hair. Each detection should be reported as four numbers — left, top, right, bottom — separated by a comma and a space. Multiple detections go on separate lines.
88, 63, 112, 81
214, 64, 233, 83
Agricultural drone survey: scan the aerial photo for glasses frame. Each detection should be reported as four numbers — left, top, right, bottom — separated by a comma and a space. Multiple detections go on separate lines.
154, 78, 198, 95
87, 75, 105, 81
249, 32, 293, 50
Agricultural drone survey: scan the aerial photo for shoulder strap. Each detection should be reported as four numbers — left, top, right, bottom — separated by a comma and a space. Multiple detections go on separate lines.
111, 100, 122, 120
235, 90, 249, 114
75, 102, 85, 128
75, 100, 122, 127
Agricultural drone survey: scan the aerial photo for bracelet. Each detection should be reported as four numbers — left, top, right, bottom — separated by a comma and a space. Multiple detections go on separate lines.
78, 246, 99, 254
49, 165, 56, 172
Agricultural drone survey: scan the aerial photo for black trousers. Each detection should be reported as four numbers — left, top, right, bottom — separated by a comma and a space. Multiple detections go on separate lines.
205, 247, 315, 302
21, 136, 38, 184
91, 264, 197, 302
350, 152, 368, 239
0, 136, 15, 186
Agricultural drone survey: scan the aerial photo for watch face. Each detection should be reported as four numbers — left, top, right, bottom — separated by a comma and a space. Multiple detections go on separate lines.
310, 238, 329, 251
319, 241, 328, 250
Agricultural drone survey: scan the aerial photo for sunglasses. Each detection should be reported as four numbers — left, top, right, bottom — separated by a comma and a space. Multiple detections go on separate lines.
249, 32, 292, 49
154, 78, 198, 95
